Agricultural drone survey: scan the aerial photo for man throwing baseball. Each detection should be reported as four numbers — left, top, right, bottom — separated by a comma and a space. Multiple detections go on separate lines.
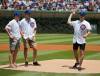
20, 10, 40, 66
67, 11, 92, 70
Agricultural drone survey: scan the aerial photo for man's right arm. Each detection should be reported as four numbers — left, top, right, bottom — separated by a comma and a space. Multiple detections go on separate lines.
5, 25, 13, 39
19, 21, 24, 37
67, 12, 75, 25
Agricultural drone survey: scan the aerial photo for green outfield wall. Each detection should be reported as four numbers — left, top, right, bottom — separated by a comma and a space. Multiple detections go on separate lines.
0, 10, 100, 33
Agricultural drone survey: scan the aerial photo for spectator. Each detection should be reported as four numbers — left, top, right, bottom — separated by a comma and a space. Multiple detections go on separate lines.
13, 0, 19, 10
52, 0, 57, 10
0, 0, 99, 13
1, 0, 9, 9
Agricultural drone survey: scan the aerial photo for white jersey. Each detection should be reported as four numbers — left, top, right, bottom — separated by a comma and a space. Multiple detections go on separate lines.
69, 20, 92, 44
20, 18, 37, 39
5, 19, 21, 40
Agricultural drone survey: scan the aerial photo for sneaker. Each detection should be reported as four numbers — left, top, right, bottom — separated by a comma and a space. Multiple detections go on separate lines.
33, 62, 40, 66
77, 67, 82, 71
72, 63, 79, 69
25, 61, 28, 66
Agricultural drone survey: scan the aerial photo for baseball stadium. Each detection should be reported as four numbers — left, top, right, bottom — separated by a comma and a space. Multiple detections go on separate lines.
0, 0, 100, 76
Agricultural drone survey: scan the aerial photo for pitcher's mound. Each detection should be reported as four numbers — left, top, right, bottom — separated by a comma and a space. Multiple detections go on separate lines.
0, 59, 100, 73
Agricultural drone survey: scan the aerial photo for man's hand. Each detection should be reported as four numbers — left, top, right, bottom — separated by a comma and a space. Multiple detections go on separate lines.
9, 35, 14, 39
83, 31, 91, 38
71, 9, 76, 15
20, 31, 24, 36
72, 11, 76, 15
9, 35, 17, 41
83, 34, 87, 38
33, 36, 36, 41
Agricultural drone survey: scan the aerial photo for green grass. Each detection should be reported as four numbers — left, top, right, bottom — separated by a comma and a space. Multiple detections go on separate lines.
0, 33, 100, 76
0, 50, 100, 65
1, 69, 100, 76
0, 50, 100, 76
0, 33, 100, 44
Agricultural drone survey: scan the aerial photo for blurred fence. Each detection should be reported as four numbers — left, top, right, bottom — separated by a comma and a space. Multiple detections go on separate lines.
0, 10, 100, 34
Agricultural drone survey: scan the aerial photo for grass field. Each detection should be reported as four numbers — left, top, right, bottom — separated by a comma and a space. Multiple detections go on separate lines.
0, 33, 100, 76
0, 33, 100, 44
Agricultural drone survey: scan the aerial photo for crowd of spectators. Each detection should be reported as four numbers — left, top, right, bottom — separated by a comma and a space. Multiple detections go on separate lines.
0, 0, 100, 12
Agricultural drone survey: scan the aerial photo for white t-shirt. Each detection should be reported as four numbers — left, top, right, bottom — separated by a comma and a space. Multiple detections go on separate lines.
69, 20, 92, 44
20, 18, 37, 39
5, 19, 21, 40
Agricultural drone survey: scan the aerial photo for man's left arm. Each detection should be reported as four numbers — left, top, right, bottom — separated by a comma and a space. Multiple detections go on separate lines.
33, 19, 37, 41
34, 28, 37, 35
33, 19, 37, 35
83, 23, 92, 38
83, 30, 91, 38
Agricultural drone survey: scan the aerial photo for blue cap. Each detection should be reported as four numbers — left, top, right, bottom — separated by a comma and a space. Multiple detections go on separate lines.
79, 11, 87, 16
24, 10, 32, 14
14, 11, 20, 16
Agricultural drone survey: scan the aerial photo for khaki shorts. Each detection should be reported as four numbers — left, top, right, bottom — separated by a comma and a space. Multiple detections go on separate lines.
9, 38, 20, 51
23, 38, 36, 49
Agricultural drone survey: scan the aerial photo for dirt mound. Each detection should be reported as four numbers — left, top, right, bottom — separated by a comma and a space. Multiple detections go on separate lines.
0, 59, 100, 73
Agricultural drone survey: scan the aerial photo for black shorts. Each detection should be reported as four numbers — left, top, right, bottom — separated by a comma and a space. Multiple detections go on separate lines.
73, 42, 86, 51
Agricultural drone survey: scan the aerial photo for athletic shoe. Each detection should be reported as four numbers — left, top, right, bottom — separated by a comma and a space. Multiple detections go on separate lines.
72, 63, 79, 69
33, 62, 40, 66
25, 61, 28, 66
77, 66, 82, 71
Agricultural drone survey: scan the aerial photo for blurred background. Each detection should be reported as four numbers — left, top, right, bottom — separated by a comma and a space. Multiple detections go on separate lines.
0, 0, 99, 12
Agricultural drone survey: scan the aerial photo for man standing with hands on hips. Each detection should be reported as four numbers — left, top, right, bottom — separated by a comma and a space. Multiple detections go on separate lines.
67, 10, 92, 71
5, 11, 21, 68
20, 10, 40, 66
